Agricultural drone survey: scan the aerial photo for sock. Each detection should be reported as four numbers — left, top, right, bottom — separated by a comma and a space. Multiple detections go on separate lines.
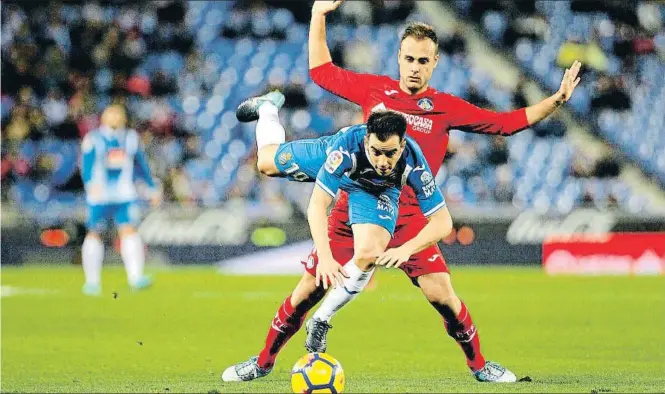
257, 289, 325, 369
442, 301, 486, 371
312, 260, 374, 323
120, 232, 145, 285
256, 103, 285, 150
82, 235, 104, 286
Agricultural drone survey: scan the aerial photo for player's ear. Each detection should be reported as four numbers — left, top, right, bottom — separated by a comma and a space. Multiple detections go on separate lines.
433, 52, 439, 68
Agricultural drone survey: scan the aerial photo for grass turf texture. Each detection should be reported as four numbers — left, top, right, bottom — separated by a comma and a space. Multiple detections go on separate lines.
2, 265, 664, 393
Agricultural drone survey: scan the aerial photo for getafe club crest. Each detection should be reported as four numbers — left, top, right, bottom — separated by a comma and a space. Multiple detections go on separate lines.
417, 97, 434, 111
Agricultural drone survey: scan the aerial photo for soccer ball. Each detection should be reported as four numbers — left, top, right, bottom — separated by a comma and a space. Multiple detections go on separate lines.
291, 352, 345, 393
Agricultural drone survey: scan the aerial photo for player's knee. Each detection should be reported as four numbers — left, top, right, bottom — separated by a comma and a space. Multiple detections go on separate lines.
118, 226, 137, 238
291, 272, 320, 306
354, 244, 385, 269
86, 232, 102, 240
257, 146, 280, 176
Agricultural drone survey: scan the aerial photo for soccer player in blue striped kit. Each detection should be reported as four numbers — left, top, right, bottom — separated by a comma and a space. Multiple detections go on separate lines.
223, 93, 455, 382
79, 105, 160, 296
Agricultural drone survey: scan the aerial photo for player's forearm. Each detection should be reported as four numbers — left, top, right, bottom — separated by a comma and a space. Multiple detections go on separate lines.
525, 91, 566, 125
307, 190, 335, 260
309, 12, 332, 69
401, 208, 453, 255
81, 151, 94, 184
134, 149, 156, 189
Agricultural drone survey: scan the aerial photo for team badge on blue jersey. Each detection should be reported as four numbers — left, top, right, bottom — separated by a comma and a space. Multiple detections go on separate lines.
420, 171, 433, 184
417, 98, 434, 111
324, 150, 344, 174
278, 151, 292, 165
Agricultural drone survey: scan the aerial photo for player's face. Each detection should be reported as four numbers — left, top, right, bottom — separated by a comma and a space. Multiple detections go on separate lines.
364, 134, 406, 176
398, 37, 439, 94
101, 106, 127, 130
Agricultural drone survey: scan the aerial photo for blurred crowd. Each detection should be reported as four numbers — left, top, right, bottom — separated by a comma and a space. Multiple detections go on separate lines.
466, 0, 665, 190
1, 0, 659, 216
2, 2, 196, 203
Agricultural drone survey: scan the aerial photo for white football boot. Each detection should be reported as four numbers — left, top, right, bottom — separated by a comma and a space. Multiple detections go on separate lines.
472, 360, 517, 382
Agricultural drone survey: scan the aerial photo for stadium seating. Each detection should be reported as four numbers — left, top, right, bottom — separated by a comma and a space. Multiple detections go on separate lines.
456, 0, 665, 186
1, 1, 652, 225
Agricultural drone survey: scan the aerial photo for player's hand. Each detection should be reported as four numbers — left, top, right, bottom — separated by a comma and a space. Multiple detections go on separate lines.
315, 256, 349, 290
557, 60, 582, 104
312, 0, 343, 16
375, 246, 412, 269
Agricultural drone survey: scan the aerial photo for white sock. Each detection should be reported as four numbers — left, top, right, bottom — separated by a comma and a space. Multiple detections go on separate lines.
312, 260, 374, 323
256, 102, 285, 150
120, 232, 145, 285
82, 235, 104, 286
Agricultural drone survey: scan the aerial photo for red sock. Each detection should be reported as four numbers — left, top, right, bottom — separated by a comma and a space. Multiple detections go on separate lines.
257, 291, 322, 369
443, 301, 486, 371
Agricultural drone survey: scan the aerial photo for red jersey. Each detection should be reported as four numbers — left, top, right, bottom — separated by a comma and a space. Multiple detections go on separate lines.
310, 61, 530, 220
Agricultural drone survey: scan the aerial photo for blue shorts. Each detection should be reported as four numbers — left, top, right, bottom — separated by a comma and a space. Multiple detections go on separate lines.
346, 185, 400, 236
273, 134, 340, 182
86, 202, 141, 232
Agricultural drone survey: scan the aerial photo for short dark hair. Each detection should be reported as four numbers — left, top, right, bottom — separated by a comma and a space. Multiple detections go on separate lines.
400, 22, 438, 46
366, 110, 407, 142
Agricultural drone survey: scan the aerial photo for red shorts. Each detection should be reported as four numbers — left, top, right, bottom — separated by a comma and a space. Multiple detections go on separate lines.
302, 192, 449, 286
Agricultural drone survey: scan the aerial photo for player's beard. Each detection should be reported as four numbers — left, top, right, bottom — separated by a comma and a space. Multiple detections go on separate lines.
364, 147, 393, 177
405, 78, 424, 94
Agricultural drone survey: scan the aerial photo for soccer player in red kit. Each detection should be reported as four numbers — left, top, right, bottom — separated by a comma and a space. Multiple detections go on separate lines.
222, 0, 581, 383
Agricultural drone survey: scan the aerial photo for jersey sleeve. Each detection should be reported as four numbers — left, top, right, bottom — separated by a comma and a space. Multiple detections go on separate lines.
406, 149, 446, 217
134, 147, 156, 189
441, 93, 530, 136
315, 147, 354, 198
80, 134, 95, 184
309, 61, 384, 106
128, 130, 156, 189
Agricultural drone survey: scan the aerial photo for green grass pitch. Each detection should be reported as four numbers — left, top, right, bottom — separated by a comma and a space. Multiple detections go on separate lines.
2, 265, 664, 393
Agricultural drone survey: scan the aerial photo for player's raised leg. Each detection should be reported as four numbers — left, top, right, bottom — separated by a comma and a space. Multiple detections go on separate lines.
236, 90, 336, 182
416, 271, 516, 382
222, 272, 327, 382
236, 90, 286, 176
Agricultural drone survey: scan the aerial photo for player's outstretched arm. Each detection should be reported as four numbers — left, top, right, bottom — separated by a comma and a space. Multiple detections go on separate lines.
309, 0, 381, 105
376, 206, 453, 269
445, 60, 582, 136
307, 185, 348, 289
524, 60, 582, 124
309, 0, 343, 70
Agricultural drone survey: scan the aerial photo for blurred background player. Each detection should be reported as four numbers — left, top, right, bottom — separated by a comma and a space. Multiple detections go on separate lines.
80, 104, 161, 295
